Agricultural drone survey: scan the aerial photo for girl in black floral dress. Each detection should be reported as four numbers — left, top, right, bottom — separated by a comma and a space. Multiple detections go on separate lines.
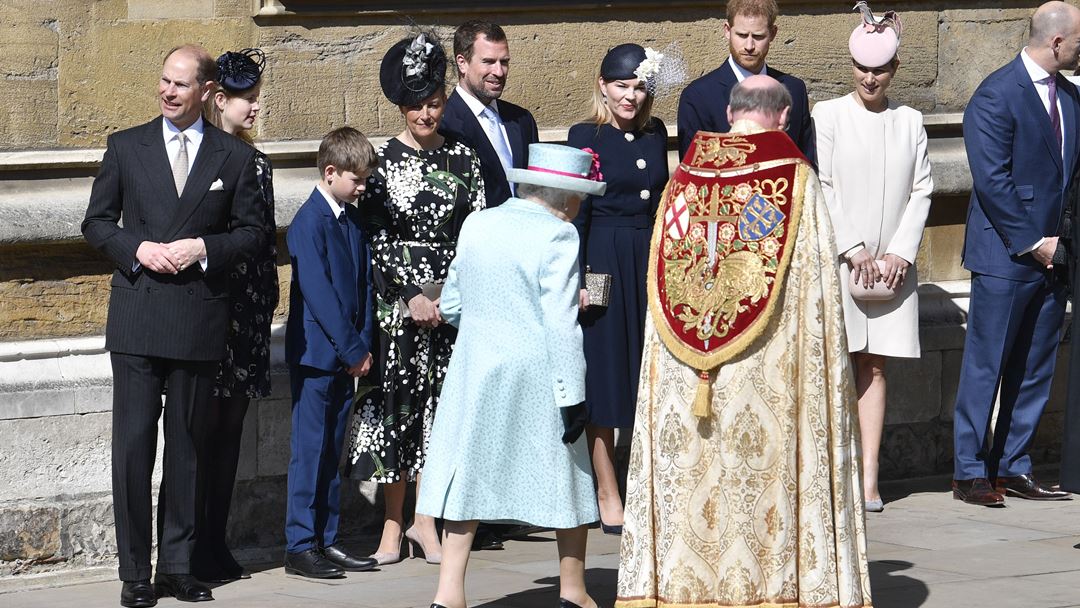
195, 48, 279, 583
346, 32, 485, 566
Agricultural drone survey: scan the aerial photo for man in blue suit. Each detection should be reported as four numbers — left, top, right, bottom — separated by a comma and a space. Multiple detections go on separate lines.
676, 0, 814, 163
441, 19, 539, 207
283, 127, 380, 576
954, 1, 1080, 506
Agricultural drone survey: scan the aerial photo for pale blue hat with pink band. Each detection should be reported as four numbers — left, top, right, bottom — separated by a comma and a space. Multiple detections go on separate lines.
507, 143, 607, 197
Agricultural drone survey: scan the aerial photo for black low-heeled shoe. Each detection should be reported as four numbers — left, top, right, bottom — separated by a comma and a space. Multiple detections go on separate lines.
559, 599, 585, 608
600, 522, 623, 535
430, 604, 449, 608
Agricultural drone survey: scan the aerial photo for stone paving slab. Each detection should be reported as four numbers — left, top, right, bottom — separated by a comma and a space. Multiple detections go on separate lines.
3, 487, 1080, 608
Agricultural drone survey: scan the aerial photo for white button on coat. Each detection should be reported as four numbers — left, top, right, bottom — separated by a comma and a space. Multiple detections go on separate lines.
625, 133, 635, 142
636, 159, 647, 169
640, 189, 650, 200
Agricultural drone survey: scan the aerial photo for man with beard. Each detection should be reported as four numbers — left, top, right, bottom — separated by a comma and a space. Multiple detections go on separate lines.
676, 0, 815, 163
441, 19, 540, 208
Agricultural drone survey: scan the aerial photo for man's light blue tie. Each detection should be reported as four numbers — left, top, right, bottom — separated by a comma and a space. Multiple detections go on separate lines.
481, 105, 514, 182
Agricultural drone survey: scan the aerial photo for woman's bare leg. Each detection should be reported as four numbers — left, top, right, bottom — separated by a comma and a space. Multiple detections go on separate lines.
432, 519, 478, 608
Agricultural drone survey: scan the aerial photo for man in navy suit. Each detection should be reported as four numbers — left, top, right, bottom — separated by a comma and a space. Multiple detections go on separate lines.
440, 19, 539, 207
82, 44, 266, 607
676, 0, 814, 164
954, 1, 1080, 506
283, 127, 380, 577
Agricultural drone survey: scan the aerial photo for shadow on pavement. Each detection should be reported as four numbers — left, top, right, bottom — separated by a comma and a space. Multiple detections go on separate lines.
473, 568, 618, 608
869, 560, 930, 608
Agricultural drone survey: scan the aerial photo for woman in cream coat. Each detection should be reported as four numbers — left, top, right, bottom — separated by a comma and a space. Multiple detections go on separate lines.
812, 4, 932, 512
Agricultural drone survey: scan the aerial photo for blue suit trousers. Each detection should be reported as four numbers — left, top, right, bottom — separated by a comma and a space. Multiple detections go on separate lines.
953, 272, 1066, 479
285, 365, 354, 553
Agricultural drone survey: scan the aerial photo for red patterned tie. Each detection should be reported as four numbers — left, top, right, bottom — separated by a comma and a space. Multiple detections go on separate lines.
1048, 76, 1062, 155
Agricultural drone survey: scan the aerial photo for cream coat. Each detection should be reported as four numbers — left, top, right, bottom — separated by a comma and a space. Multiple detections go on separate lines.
813, 94, 933, 358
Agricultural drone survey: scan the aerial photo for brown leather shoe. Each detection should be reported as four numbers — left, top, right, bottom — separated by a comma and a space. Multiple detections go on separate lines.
952, 478, 1005, 506
994, 473, 1072, 501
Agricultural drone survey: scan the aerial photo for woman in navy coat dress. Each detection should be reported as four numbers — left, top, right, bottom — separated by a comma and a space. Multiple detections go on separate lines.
567, 43, 671, 532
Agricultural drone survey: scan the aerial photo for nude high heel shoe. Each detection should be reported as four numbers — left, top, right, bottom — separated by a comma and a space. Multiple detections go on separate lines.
404, 526, 443, 564
368, 533, 404, 566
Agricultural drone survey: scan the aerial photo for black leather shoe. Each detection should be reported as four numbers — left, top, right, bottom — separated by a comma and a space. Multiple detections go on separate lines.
952, 478, 1005, 506
153, 573, 213, 602
471, 527, 504, 551
559, 599, 586, 608
284, 548, 344, 578
322, 544, 377, 572
995, 473, 1073, 501
120, 580, 157, 608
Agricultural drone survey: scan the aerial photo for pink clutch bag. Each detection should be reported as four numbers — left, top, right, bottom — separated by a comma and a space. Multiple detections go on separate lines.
848, 260, 897, 301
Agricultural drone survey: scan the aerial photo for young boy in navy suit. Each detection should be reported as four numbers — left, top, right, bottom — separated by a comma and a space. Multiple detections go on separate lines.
283, 127, 379, 578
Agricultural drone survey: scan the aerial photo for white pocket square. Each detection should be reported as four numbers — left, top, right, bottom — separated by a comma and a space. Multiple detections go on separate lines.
209, 179, 225, 191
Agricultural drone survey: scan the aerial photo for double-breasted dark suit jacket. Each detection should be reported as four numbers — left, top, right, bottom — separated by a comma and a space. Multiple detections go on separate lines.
677, 61, 815, 165
82, 117, 266, 361
440, 90, 539, 206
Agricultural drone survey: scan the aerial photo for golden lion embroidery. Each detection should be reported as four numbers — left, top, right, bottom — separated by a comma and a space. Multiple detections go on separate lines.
690, 135, 758, 168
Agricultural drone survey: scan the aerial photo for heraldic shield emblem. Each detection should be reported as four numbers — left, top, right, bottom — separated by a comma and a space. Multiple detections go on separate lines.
648, 129, 811, 399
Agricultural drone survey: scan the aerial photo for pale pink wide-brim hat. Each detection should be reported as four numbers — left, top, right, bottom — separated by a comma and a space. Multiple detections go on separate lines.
849, 23, 899, 68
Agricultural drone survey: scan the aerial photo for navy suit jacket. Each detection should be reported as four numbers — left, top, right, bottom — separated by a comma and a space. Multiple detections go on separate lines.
440, 90, 539, 206
962, 54, 1080, 281
82, 117, 265, 361
285, 188, 374, 372
677, 61, 815, 165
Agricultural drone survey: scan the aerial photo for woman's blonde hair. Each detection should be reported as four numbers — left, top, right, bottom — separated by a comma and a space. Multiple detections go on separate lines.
586, 72, 655, 132
203, 83, 258, 144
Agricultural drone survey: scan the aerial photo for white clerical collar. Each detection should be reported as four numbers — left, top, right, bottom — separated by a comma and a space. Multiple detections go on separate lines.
162, 115, 205, 147
727, 55, 767, 82
315, 184, 347, 218
456, 84, 501, 119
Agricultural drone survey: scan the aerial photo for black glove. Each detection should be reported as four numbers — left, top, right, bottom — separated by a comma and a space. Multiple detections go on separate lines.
560, 402, 589, 444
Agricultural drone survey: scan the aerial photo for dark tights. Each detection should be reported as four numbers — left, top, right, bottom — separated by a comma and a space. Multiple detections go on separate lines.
194, 394, 250, 574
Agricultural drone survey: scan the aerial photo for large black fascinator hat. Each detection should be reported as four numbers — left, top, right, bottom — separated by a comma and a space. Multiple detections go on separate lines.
380, 31, 448, 106
599, 42, 686, 97
216, 48, 266, 93
600, 43, 647, 82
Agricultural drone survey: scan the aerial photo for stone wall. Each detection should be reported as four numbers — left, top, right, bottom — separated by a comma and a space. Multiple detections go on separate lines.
0, 0, 1073, 587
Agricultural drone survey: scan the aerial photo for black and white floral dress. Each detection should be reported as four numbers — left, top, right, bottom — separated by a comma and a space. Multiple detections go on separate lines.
213, 150, 278, 398
346, 136, 485, 483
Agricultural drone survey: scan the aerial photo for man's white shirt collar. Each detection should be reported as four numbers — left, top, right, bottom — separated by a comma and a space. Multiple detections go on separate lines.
727, 55, 767, 82
316, 184, 347, 219
1020, 48, 1053, 84
162, 115, 205, 149
456, 84, 500, 119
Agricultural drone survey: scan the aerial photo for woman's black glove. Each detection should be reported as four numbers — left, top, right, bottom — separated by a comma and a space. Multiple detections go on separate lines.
561, 402, 589, 444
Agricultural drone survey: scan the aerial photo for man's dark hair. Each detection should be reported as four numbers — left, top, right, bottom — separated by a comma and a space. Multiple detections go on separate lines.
317, 127, 378, 175
729, 80, 792, 115
164, 44, 218, 85
453, 19, 507, 65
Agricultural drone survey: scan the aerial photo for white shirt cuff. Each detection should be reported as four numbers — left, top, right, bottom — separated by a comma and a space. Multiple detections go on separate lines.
1018, 237, 1045, 256
842, 244, 865, 261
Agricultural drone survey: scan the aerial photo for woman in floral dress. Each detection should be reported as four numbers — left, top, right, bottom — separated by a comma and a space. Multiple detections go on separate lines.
196, 48, 278, 583
346, 31, 485, 566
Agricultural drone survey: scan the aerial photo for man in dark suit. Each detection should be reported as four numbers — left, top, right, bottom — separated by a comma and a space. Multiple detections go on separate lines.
954, 1, 1080, 506
440, 19, 539, 207
82, 44, 266, 607
676, 0, 814, 163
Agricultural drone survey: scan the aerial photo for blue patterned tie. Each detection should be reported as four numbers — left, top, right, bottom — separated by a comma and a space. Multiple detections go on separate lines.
481, 105, 514, 177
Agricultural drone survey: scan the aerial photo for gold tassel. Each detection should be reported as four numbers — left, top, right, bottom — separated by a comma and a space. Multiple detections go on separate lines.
692, 369, 711, 418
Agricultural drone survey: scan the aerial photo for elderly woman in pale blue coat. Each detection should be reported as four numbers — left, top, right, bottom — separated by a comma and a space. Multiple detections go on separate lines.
417, 144, 604, 608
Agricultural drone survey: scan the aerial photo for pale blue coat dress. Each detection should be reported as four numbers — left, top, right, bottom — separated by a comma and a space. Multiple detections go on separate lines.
416, 197, 599, 528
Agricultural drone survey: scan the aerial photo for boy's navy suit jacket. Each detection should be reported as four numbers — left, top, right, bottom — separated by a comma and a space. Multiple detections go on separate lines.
285, 187, 374, 372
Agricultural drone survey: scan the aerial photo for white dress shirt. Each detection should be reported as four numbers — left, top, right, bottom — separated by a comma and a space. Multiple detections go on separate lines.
727, 55, 767, 82
455, 84, 513, 161
316, 183, 347, 218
